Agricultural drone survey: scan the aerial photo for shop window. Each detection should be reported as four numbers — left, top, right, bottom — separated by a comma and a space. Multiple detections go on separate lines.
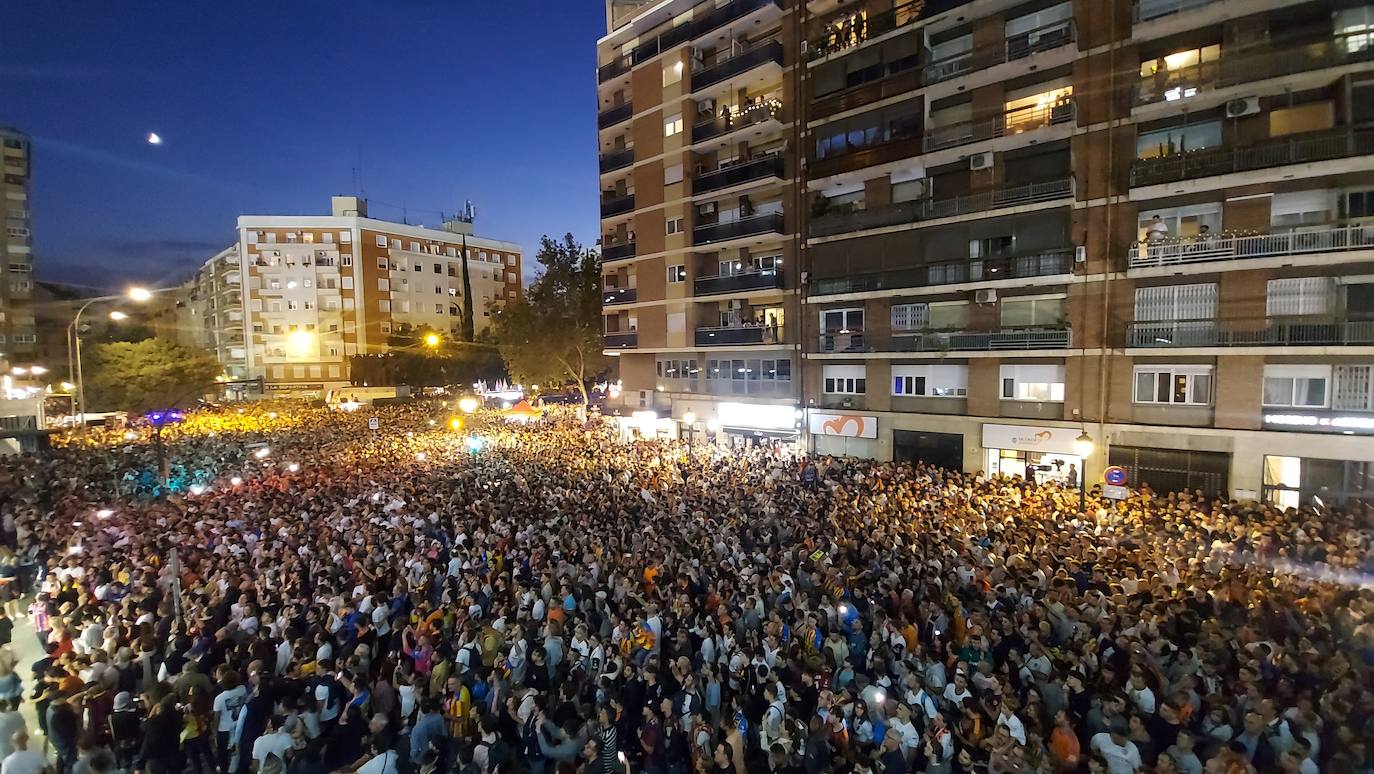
1133, 366, 1213, 405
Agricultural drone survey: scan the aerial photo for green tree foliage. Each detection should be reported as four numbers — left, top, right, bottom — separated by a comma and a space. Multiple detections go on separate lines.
492, 234, 604, 406
84, 339, 223, 413
348, 345, 506, 388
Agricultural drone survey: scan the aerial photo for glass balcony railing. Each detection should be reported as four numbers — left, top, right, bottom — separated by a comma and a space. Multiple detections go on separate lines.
603, 331, 639, 348
810, 178, 1073, 238
693, 213, 785, 245
692, 40, 784, 91
597, 102, 633, 129
1134, 0, 1217, 22
817, 327, 1071, 353
1128, 223, 1374, 268
1128, 319, 1374, 347
598, 56, 631, 84
924, 20, 1074, 85
694, 325, 783, 346
693, 156, 784, 194
600, 193, 636, 218
616, 0, 781, 79
925, 100, 1075, 152
808, 0, 926, 60
694, 269, 784, 296
599, 148, 634, 173
691, 99, 782, 144
602, 241, 636, 261
1129, 128, 1374, 188
810, 250, 1074, 296
603, 287, 638, 305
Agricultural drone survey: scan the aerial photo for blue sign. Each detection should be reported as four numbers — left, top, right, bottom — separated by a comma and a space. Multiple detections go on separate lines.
1104, 466, 1128, 486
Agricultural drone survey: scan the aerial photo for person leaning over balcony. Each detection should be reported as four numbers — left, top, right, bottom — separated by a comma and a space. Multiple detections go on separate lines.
1145, 215, 1169, 242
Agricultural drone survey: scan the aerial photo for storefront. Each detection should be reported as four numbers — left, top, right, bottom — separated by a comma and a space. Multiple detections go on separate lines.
892, 429, 963, 470
612, 410, 679, 441
1263, 455, 1374, 508
981, 423, 1085, 485
717, 401, 801, 450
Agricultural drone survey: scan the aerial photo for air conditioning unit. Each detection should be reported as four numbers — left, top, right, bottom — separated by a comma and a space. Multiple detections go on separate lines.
975, 289, 998, 304
1226, 97, 1261, 118
700, 201, 718, 215
699, 97, 716, 114
1075, 246, 1087, 263
969, 152, 994, 171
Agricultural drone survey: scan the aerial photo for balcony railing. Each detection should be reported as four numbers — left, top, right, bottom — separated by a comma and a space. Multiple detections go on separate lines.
925, 100, 1075, 152
601, 193, 636, 218
808, 0, 926, 60
810, 178, 1073, 238
692, 40, 784, 91
1134, 0, 1217, 22
693, 155, 784, 194
604, 331, 639, 348
818, 327, 1072, 353
695, 325, 782, 346
597, 102, 633, 129
602, 241, 636, 261
1136, 32, 1374, 106
812, 68, 922, 121
1128, 319, 1374, 347
692, 99, 782, 144
694, 213, 785, 245
694, 268, 784, 296
1128, 223, 1374, 268
1129, 128, 1374, 188
924, 20, 1074, 85
600, 147, 634, 173
603, 287, 638, 305
597, 56, 631, 84
810, 249, 1075, 295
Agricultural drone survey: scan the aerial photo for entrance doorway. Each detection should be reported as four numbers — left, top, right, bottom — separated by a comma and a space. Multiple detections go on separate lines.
893, 430, 963, 470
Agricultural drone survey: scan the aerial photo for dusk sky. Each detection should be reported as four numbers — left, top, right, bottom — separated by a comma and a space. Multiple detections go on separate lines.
0, 1, 605, 289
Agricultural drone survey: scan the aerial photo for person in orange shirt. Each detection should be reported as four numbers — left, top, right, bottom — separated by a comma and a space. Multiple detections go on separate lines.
1049, 709, 1082, 771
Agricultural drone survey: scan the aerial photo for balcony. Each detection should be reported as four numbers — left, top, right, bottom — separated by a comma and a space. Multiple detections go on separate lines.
810, 249, 1075, 295
1136, 32, 1374, 107
598, 56, 631, 84
810, 178, 1073, 238
691, 0, 780, 44
693, 155, 784, 194
602, 241, 636, 261
692, 99, 782, 144
692, 40, 784, 92
812, 68, 922, 121
808, 0, 925, 60
694, 268, 784, 296
601, 193, 636, 218
924, 20, 1074, 85
1129, 128, 1374, 188
603, 287, 638, 305
817, 327, 1072, 353
925, 99, 1075, 152
604, 331, 639, 348
694, 213, 786, 245
600, 148, 634, 174
598, 102, 633, 130
1128, 319, 1374, 347
1128, 224, 1374, 269
1134, 0, 1217, 22
811, 124, 923, 179
695, 325, 782, 346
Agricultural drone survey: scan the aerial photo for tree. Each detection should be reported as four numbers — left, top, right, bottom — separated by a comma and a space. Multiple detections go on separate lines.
83, 339, 222, 413
493, 233, 604, 407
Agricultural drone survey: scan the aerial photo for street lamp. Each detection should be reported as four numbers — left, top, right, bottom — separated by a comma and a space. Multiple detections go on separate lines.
1074, 431, 1094, 514
423, 332, 441, 348
108, 311, 128, 321
682, 410, 696, 451
69, 286, 168, 427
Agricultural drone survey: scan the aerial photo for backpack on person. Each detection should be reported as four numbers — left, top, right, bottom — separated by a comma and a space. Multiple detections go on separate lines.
476, 736, 512, 773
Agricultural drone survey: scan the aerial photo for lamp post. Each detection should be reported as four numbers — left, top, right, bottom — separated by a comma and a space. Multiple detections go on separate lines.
683, 410, 696, 451
1074, 430, 1094, 515
69, 286, 168, 427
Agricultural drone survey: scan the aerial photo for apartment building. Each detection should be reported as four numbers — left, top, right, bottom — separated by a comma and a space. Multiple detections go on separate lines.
0, 128, 36, 360
186, 245, 249, 380
600, 0, 1374, 503
597, 0, 808, 444
237, 197, 522, 394
797, 0, 1374, 504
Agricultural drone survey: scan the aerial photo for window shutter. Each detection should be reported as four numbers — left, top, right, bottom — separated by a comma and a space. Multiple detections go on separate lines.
1267, 277, 1334, 316
891, 303, 929, 331
1333, 365, 1373, 410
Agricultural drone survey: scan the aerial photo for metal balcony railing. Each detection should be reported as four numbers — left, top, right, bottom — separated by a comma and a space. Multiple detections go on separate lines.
925, 100, 1075, 152
603, 287, 638, 305
808, 0, 926, 60
602, 241, 636, 261
1134, 0, 1217, 22
603, 331, 639, 348
810, 249, 1075, 295
810, 178, 1073, 238
597, 102, 633, 129
1128, 223, 1374, 268
693, 156, 784, 194
600, 148, 634, 173
817, 327, 1072, 353
694, 269, 784, 296
601, 193, 636, 218
692, 40, 784, 91
1128, 319, 1374, 347
598, 56, 631, 84
692, 99, 782, 144
1129, 128, 1374, 188
812, 67, 922, 121
695, 325, 782, 346
693, 213, 785, 245
924, 20, 1074, 85
1136, 32, 1374, 106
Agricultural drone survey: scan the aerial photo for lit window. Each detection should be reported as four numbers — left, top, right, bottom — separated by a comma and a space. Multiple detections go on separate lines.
1133, 366, 1213, 405
667, 265, 686, 283
664, 113, 684, 137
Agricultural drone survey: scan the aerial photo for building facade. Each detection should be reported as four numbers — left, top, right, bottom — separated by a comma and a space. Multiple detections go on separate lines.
1, 128, 36, 361
186, 245, 248, 380
238, 197, 522, 394
600, 0, 1374, 504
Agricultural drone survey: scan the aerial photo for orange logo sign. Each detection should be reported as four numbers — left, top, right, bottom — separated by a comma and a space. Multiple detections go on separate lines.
820, 414, 866, 436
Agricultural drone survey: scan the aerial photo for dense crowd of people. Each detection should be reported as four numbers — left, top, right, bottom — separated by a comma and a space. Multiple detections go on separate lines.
0, 400, 1368, 774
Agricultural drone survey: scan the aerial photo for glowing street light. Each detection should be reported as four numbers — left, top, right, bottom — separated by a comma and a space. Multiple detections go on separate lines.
108, 311, 129, 321
458, 396, 479, 413
423, 333, 442, 348
1074, 431, 1094, 514
449, 417, 464, 430
127, 287, 154, 302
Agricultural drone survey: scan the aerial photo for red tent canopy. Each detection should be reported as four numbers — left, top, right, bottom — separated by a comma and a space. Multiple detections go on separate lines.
505, 399, 539, 416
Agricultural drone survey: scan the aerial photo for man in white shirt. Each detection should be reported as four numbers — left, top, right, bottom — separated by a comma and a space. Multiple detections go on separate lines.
1, 731, 46, 774
1091, 729, 1143, 774
252, 715, 296, 771
997, 703, 1027, 746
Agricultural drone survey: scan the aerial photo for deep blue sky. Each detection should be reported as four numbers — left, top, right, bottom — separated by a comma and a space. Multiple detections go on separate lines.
0, 1, 604, 289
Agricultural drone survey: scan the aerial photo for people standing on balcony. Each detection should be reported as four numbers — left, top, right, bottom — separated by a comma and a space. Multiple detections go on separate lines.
1145, 215, 1170, 242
